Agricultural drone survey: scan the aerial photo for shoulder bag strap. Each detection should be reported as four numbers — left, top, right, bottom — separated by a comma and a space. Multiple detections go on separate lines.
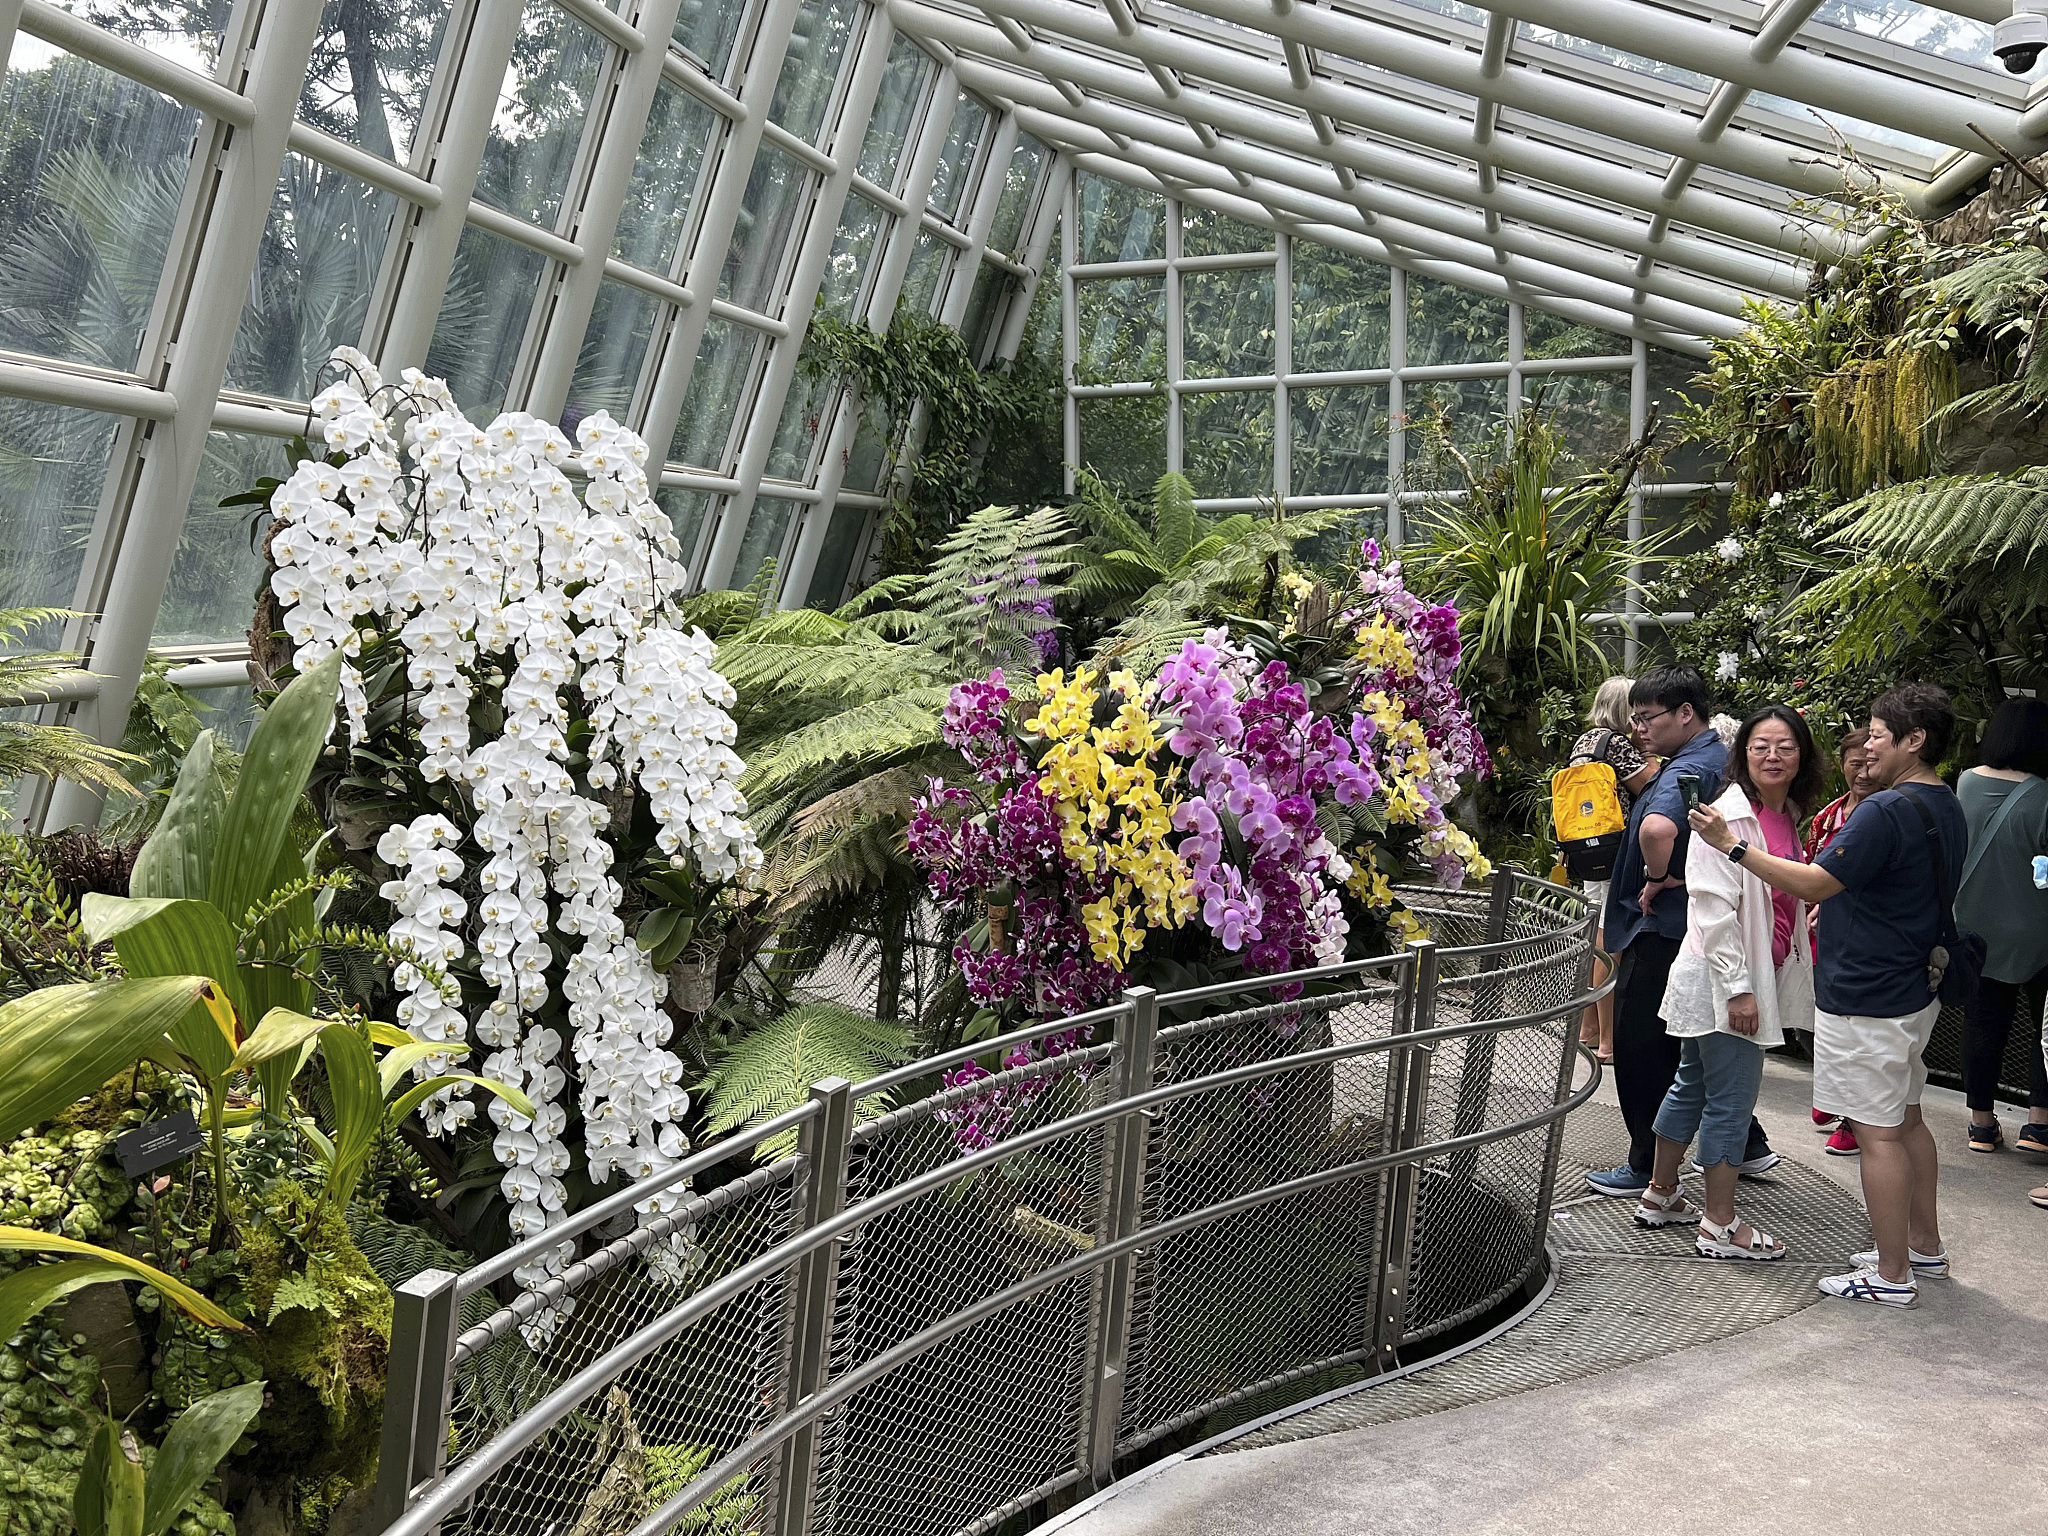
1896, 785, 1963, 949
1958, 774, 2045, 891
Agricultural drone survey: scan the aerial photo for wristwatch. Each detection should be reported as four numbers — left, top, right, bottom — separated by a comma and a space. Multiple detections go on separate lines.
1727, 841, 1750, 864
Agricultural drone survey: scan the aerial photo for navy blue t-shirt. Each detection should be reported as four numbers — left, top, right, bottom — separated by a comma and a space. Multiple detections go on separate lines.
1813, 783, 1967, 1017
1604, 727, 1727, 952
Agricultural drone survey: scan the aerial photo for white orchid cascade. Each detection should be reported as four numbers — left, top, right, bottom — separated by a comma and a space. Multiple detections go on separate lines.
263, 348, 760, 1293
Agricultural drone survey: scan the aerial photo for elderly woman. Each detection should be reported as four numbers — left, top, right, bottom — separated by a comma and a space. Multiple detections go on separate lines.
1633, 704, 1821, 1258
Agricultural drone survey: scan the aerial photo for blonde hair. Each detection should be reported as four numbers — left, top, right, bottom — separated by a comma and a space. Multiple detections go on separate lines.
1589, 677, 1634, 734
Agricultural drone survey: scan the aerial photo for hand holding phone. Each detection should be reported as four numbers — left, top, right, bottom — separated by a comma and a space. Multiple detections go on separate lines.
1677, 773, 1702, 814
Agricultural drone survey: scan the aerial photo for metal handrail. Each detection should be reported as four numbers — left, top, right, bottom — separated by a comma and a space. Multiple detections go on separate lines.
373, 875, 1600, 1536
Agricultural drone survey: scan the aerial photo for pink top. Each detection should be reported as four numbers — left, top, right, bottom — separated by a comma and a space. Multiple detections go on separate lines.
1755, 800, 1803, 968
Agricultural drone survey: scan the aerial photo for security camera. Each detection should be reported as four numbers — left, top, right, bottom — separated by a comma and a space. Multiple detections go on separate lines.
1995, 0, 2048, 73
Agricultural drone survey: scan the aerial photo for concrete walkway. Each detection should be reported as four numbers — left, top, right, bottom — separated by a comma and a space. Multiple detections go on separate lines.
1060, 1057, 2046, 1535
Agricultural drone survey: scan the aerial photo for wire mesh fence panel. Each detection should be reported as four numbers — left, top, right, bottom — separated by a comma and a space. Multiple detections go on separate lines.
812, 1113, 1114, 1536
438, 1170, 801, 1536
1115, 980, 1402, 1453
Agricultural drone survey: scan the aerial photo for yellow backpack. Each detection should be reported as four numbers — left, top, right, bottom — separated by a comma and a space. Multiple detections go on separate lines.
1552, 731, 1627, 880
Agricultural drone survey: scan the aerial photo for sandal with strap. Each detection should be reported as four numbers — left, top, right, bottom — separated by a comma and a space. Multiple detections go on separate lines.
1697, 1214, 1786, 1261
1633, 1183, 1696, 1229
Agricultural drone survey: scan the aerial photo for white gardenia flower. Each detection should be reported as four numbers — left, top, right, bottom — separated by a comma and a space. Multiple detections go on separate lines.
263, 356, 762, 1310
1715, 650, 1741, 682
1716, 537, 1744, 564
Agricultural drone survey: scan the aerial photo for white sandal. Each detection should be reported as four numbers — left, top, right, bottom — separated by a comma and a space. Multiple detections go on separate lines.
1633, 1183, 1696, 1229
1697, 1214, 1786, 1260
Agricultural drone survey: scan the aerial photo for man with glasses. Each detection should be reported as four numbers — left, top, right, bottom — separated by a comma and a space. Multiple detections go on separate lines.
1587, 665, 1779, 1196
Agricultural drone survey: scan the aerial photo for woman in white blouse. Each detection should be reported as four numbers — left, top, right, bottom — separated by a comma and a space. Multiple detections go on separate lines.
1631, 704, 1821, 1258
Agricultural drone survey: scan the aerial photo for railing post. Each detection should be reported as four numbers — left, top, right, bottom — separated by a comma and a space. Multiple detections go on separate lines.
774, 1077, 855, 1536
1531, 906, 1603, 1241
1085, 988, 1158, 1487
1372, 939, 1437, 1371
371, 1268, 460, 1533
1446, 869, 1522, 1188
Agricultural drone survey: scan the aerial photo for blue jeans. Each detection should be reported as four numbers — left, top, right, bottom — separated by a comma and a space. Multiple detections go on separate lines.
1652, 1032, 1767, 1168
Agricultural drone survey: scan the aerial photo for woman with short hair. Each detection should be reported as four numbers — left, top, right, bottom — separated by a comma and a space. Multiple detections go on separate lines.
1954, 697, 2048, 1177
1633, 704, 1821, 1257
1804, 727, 1875, 1157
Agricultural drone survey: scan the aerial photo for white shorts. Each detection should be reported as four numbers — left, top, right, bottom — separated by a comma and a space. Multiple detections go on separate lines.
1812, 1002, 1941, 1128
1584, 879, 1609, 931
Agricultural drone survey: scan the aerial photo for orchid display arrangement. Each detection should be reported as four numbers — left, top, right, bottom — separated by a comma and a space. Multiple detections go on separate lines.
910, 541, 1493, 1052
256, 349, 760, 1290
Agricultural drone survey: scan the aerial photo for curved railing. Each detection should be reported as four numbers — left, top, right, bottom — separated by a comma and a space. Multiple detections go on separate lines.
371, 871, 1603, 1536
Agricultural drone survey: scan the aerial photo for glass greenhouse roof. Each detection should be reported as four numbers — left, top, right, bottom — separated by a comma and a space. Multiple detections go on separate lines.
0, 0, 2037, 828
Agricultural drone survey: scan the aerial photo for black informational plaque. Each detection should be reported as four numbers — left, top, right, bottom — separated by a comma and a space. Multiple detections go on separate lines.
115, 1110, 205, 1177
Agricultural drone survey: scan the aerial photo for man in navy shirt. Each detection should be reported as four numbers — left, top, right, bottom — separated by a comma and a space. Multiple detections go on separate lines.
1691, 683, 1961, 1309
1589, 666, 1776, 1197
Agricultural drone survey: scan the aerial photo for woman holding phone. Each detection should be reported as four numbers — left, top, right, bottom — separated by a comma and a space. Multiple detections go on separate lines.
1632, 705, 1821, 1257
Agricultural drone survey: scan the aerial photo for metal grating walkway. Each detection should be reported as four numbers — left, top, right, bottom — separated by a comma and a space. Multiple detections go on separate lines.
1216, 1101, 1867, 1452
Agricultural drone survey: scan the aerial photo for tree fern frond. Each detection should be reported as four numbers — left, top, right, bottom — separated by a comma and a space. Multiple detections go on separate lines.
1152, 470, 1199, 569
1824, 468, 2048, 570
1065, 467, 1155, 558
699, 1003, 913, 1155
834, 573, 922, 620
739, 688, 953, 804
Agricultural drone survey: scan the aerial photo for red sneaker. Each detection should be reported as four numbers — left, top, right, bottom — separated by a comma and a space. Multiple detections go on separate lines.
1825, 1124, 1860, 1157
1812, 1108, 1841, 1133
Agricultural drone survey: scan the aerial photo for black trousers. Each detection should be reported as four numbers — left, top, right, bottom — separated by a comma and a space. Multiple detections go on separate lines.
1963, 969, 2048, 1112
1613, 931, 1770, 1173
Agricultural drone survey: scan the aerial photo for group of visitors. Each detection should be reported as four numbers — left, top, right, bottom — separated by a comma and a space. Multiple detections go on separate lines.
1574, 666, 2048, 1310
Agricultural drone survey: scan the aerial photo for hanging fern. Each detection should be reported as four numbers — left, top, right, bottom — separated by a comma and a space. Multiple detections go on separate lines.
698, 1003, 913, 1157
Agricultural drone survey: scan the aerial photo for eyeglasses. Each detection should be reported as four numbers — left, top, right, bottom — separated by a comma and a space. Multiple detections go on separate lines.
1628, 707, 1673, 729
1746, 742, 1800, 759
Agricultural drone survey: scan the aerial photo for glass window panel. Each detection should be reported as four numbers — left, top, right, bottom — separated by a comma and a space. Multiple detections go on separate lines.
655, 484, 713, 569
226, 155, 397, 404
672, 0, 749, 82
300, 0, 450, 165
0, 399, 119, 633
614, 78, 718, 274
1404, 376, 1507, 481
768, 372, 834, 481
858, 36, 931, 195
842, 405, 894, 492
897, 228, 948, 318
804, 501, 869, 609
1075, 394, 1165, 499
1183, 390, 1274, 499
987, 134, 1047, 257
179, 685, 260, 752
732, 495, 799, 591
562, 279, 660, 433
959, 262, 1014, 363
473, 0, 608, 230
424, 222, 547, 420
1406, 273, 1508, 367
1543, 370, 1634, 464
770, 0, 862, 145
669, 317, 761, 471
1075, 276, 1165, 382
1291, 245, 1390, 374
1182, 205, 1272, 259
32, 6, 229, 71
1523, 308, 1632, 360
1813, 0, 1994, 67
1290, 385, 1387, 499
156, 431, 291, 645
820, 195, 884, 322
926, 93, 990, 223
718, 143, 809, 312
0, 47, 197, 372
1183, 267, 1275, 380
1648, 347, 1717, 485
1020, 218, 1060, 369
1077, 172, 1165, 263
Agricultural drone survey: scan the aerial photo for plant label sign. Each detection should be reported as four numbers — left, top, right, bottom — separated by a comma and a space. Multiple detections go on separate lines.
115, 1110, 205, 1177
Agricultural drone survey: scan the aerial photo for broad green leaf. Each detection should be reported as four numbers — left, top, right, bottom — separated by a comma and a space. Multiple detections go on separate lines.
208, 648, 341, 948
378, 1039, 469, 1098
367, 1021, 413, 1048
294, 1118, 336, 1166
319, 1025, 384, 1204
129, 730, 224, 900
74, 1418, 138, 1536
0, 1259, 132, 1343
0, 1229, 248, 1333
142, 1381, 265, 1536
389, 1074, 534, 1127
635, 907, 682, 953
244, 840, 320, 1112
232, 1009, 329, 1073
0, 977, 216, 1143
81, 896, 245, 1078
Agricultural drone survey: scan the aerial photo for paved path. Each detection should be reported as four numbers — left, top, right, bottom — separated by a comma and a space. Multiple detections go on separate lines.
1058, 1056, 2046, 1536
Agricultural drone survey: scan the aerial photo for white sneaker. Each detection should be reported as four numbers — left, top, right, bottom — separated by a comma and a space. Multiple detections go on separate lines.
1818, 1265, 1919, 1307
1688, 1150, 1782, 1177
1849, 1245, 1949, 1277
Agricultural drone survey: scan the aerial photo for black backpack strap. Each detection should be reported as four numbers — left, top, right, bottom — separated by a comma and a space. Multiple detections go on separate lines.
1896, 785, 1962, 950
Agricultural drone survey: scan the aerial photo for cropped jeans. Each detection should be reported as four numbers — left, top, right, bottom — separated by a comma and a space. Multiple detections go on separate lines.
1652, 1031, 1768, 1169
